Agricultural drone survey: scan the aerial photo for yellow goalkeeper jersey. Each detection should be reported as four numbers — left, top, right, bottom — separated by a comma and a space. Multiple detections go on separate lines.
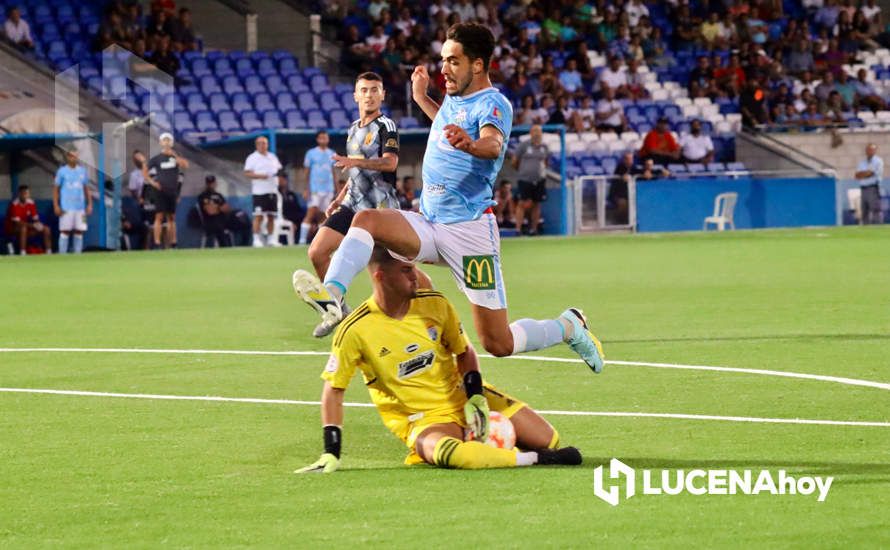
321, 290, 471, 419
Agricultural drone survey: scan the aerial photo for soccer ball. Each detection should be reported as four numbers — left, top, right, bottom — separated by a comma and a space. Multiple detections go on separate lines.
468, 411, 516, 449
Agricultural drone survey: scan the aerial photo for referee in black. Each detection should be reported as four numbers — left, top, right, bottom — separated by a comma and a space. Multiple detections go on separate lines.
143, 132, 189, 248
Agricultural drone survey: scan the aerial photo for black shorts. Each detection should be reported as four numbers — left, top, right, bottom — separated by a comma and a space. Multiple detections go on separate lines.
252, 193, 277, 214
155, 190, 177, 215
323, 205, 355, 235
517, 179, 547, 202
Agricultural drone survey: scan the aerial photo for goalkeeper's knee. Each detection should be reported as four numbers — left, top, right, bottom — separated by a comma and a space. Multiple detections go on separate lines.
432, 437, 517, 469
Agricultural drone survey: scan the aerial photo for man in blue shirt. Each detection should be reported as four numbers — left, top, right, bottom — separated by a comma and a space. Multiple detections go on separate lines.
298, 131, 336, 245
293, 23, 604, 374
53, 149, 93, 254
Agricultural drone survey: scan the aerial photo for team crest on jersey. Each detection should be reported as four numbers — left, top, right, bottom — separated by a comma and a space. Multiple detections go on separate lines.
364, 132, 375, 146
385, 138, 397, 148
492, 106, 502, 120
454, 108, 467, 124
325, 354, 339, 373
427, 326, 438, 342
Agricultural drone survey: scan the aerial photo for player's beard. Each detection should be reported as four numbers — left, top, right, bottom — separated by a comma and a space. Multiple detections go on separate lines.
447, 73, 473, 96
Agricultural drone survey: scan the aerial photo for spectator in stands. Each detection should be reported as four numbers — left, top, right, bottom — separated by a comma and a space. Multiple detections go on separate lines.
740, 77, 769, 128
53, 149, 93, 255
512, 125, 550, 236
802, 100, 828, 125
625, 59, 649, 100
671, 5, 699, 51
701, 12, 729, 50
679, 120, 715, 164
279, 170, 306, 234
688, 55, 714, 95
834, 70, 857, 108
4, 185, 51, 255
815, 71, 836, 103
128, 150, 146, 199
3, 7, 33, 50
636, 158, 671, 180
169, 7, 196, 52
575, 96, 596, 131
149, 35, 180, 77
397, 176, 417, 211
815, 0, 841, 31
595, 87, 628, 134
494, 180, 516, 228
245, 135, 283, 248
598, 56, 628, 98
197, 175, 231, 247
559, 58, 584, 96
854, 68, 887, 111
366, 25, 389, 56
823, 90, 848, 122
820, 38, 847, 76
855, 143, 884, 224
515, 95, 540, 126
146, 6, 172, 49
639, 118, 680, 164
786, 38, 816, 75
144, 132, 188, 249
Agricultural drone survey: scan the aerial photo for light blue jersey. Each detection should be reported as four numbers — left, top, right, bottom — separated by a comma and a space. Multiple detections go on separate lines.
304, 147, 335, 194
55, 164, 88, 211
421, 87, 513, 224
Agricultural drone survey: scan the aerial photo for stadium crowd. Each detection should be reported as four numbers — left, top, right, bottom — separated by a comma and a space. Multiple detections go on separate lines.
319, 0, 889, 131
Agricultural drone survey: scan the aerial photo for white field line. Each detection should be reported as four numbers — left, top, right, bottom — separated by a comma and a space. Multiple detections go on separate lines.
2, 387, 889, 428
2, 347, 889, 392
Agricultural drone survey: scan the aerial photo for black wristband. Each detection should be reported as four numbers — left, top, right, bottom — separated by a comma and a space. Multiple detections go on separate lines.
323, 425, 342, 458
463, 371, 483, 398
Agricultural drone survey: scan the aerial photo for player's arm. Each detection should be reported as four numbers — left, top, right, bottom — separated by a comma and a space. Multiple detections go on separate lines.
444, 124, 504, 160
84, 181, 93, 215
142, 163, 161, 189
296, 381, 345, 474
333, 152, 398, 172
411, 65, 440, 121
52, 181, 61, 216
456, 343, 490, 441
172, 151, 189, 170
326, 178, 351, 217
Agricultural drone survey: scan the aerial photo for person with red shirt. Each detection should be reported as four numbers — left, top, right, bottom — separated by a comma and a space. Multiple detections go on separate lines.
638, 117, 681, 165
4, 185, 52, 255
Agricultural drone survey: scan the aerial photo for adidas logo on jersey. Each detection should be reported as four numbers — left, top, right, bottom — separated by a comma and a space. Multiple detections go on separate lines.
379, 347, 391, 357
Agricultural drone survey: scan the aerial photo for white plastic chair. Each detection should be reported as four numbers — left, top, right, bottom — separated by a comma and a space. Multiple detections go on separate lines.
703, 192, 738, 231
273, 192, 295, 245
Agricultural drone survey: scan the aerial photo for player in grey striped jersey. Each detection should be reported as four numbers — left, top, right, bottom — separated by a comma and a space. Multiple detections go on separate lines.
297, 71, 431, 337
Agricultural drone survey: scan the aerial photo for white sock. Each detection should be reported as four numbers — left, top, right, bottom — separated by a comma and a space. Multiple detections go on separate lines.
516, 451, 538, 466
509, 318, 565, 354
299, 223, 310, 244
58, 234, 69, 254
73, 234, 83, 254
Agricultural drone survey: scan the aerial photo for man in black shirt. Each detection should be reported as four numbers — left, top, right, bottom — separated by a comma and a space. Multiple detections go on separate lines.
144, 132, 189, 248
148, 35, 180, 77
197, 175, 230, 247
278, 170, 306, 232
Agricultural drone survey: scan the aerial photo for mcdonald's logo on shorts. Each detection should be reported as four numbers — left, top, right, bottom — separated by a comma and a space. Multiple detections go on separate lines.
462, 255, 496, 290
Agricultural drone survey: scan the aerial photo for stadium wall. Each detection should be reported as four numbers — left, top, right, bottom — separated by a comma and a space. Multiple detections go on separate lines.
635, 177, 837, 233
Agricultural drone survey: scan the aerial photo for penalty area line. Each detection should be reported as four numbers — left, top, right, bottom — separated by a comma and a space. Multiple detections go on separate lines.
1, 387, 889, 428
1, 347, 890, 393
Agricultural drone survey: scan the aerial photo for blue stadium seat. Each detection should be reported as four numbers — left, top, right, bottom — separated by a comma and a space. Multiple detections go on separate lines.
726, 162, 747, 171
266, 75, 287, 94
400, 116, 419, 129
235, 58, 254, 76
206, 51, 225, 62
228, 50, 248, 60
339, 91, 355, 109
254, 92, 275, 112
243, 75, 266, 94
57, 5, 76, 21
213, 58, 234, 77
287, 75, 310, 93
173, 111, 196, 133
186, 94, 208, 115
297, 92, 319, 111
191, 58, 212, 77
241, 111, 263, 132
279, 57, 299, 76
231, 92, 253, 112
329, 109, 351, 127
199, 76, 221, 95
257, 58, 277, 77
707, 162, 726, 172
319, 92, 340, 111
263, 111, 285, 129
601, 157, 618, 175
272, 50, 294, 61
249, 51, 271, 64
208, 92, 230, 112
195, 111, 219, 132
285, 109, 307, 128
276, 92, 297, 111
309, 74, 330, 93
221, 75, 245, 95
686, 163, 706, 174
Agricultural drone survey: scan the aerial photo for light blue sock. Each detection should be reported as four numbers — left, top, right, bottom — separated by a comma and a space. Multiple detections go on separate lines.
58, 233, 69, 254
299, 223, 310, 244
323, 226, 374, 296
73, 234, 84, 254
509, 318, 565, 354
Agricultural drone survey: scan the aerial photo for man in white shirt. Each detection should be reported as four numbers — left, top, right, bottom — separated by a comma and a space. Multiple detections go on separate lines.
626, 0, 650, 27
365, 25, 389, 56
595, 87, 627, 133
854, 143, 884, 224
679, 120, 715, 164
453, 0, 478, 22
244, 135, 283, 246
4, 7, 33, 50
598, 56, 628, 97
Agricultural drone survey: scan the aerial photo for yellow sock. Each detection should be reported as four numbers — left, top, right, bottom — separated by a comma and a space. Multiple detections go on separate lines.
432, 437, 518, 469
547, 428, 560, 450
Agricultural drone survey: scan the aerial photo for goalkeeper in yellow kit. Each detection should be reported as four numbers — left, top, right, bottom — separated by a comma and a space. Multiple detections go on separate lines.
296, 246, 582, 472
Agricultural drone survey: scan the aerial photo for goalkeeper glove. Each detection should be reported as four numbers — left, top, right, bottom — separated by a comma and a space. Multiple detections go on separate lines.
295, 452, 340, 474
294, 425, 342, 474
463, 371, 490, 442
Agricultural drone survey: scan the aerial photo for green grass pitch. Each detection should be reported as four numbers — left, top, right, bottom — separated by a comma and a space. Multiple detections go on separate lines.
2, 227, 889, 547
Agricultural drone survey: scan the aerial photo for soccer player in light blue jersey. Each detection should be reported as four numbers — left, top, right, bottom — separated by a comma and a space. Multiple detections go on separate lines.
53, 149, 92, 254
293, 23, 604, 372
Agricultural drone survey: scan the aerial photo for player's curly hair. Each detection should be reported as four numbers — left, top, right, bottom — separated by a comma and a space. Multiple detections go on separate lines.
446, 23, 495, 72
